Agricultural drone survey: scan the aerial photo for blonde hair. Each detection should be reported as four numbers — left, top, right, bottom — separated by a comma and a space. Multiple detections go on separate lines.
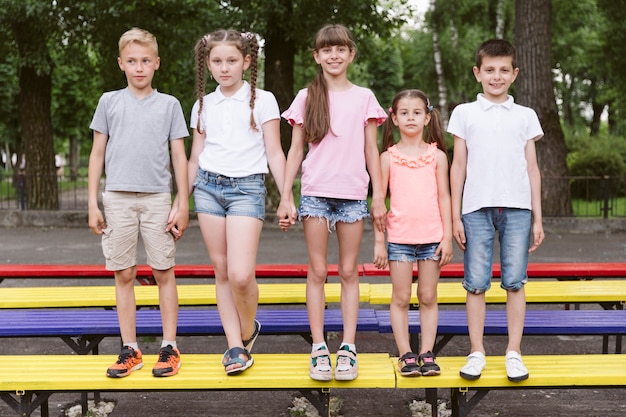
118, 27, 158, 56
194, 29, 260, 132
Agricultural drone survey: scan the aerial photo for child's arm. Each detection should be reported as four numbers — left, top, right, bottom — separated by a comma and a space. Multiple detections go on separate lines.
277, 124, 303, 231
364, 120, 386, 232
262, 118, 292, 230
167, 138, 189, 240
449, 135, 467, 251
373, 151, 389, 270
525, 139, 544, 252
435, 149, 454, 266
87, 131, 108, 235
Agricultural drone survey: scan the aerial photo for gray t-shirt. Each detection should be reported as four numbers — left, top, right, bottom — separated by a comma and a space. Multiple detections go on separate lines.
90, 88, 189, 193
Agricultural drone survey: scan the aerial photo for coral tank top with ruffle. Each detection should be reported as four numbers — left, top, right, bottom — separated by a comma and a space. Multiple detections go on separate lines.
386, 143, 443, 244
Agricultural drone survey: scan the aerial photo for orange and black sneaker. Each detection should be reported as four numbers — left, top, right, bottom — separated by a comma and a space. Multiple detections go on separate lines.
152, 345, 181, 377
106, 346, 143, 378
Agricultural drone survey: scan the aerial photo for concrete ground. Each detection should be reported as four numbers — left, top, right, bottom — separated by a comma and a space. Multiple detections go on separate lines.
1, 223, 626, 416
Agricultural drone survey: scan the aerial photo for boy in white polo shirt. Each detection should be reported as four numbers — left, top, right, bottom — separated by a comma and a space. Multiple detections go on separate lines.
448, 39, 544, 382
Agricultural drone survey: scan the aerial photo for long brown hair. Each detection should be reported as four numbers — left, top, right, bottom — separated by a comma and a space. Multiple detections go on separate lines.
193, 29, 259, 132
303, 24, 357, 144
381, 89, 446, 153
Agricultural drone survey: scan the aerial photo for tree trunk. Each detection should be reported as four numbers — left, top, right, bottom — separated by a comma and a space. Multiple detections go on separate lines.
12, 21, 58, 210
515, 0, 571, 216
263, 0, 295, 213
430, 0, 449, 128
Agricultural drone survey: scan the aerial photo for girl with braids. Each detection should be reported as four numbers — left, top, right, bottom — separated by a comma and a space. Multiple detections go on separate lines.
277, 24, 387, 381
188, 29, 290, 375
373, 89, 453, 377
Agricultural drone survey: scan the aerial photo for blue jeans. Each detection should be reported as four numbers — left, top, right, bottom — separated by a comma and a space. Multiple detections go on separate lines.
298, 195, 369, 230
462, 207, 531, 294
387, 242, 441, 263
193, 169, 266, 221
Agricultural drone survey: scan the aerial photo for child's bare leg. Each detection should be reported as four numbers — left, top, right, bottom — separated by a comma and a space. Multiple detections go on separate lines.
505, 287, 526, 354
416, 260, 440, 354
466, 291, 486, 354
152, 267, 178, 342
115, 266, 138, 344
389, 261, 414, 355
303, 217, 330, 344
336, 220, 364, 344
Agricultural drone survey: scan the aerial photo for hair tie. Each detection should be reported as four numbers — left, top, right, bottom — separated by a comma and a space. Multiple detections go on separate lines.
428, 105, 433, 112
388, 107, 393, 114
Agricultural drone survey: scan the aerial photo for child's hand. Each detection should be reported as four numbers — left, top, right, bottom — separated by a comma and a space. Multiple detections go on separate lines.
436, 238, 454, 267
369, 198, 387, 232
276, 200, 296, 232
88, 207, 106, 235
373, 242, 388, 270
166, 205, 189, 241
529, 222, 544, 252
452, 219, 466, 251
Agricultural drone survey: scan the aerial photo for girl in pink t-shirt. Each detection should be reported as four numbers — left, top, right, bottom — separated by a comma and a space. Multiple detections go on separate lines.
373, 89, 453, 377
278, 24, 387, 382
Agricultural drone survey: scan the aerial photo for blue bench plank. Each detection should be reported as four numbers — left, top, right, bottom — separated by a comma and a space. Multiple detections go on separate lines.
375, 309, 626, 335
0, 308, 378, 346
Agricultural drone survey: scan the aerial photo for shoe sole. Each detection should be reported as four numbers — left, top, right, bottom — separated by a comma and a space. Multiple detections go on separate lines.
459, 371, 481, 380
399, 370, 421, 377
309, 372, 333, 381
226, 357, 254, 375
421, 370, 441, 377
334, 372, 358, 381
153, 362, 182, 377
107, 362, 144, 378
508, 373, 529, 382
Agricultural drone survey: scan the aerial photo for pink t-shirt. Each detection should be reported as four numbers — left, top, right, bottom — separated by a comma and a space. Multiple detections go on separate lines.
282, 85, 387, 200
386, 143, 444, 244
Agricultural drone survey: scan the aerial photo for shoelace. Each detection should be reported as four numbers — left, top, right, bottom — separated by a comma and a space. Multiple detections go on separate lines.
158, 348, 176, 363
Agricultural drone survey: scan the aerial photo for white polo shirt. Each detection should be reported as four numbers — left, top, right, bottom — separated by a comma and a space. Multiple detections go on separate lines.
447, 94, 544, 215
190, 81, 280, 177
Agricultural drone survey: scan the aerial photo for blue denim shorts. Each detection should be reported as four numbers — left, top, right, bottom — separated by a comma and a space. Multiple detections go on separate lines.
462, 207, 531, 294
388, 242, 441, 263
193, 169, 266, 221
298, 195, 369, 230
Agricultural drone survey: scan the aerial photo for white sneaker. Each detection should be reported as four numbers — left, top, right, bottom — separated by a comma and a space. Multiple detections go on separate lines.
459, 351, 486, 380
505, 351, 529, 382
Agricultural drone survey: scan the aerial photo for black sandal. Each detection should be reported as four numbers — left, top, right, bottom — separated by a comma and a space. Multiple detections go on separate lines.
223, 346, 253, 375
418, 351, 441, 376
242, 319, 261, 353
398, 352, 421, 377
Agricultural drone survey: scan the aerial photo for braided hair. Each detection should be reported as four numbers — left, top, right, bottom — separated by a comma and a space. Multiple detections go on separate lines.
193, 29, 260, 133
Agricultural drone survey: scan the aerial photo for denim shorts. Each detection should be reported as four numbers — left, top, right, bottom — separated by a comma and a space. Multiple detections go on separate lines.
388, 242, 441, 263
298, 195, 369, 230
462, 207, 531, 294
193, 169, 266, 221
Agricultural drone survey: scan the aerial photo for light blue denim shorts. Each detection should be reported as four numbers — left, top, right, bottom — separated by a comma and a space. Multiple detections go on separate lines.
193, 169, 266, 221
462, 207, 531, 294
298, 195, 369, 230
388, 242, 441, 263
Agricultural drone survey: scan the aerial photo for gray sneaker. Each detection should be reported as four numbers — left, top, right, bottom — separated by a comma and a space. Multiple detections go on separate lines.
459, 351, 486, 380
505, 351, 529, 382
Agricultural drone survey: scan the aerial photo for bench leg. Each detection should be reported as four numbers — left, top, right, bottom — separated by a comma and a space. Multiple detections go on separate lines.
299, 388, 330, 417
450, 388, 489, 417
425, 388, 438, 417
0, 391, 52, 417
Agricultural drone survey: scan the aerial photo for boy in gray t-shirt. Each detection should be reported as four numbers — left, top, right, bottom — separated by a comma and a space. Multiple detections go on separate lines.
88, 27, 189, 378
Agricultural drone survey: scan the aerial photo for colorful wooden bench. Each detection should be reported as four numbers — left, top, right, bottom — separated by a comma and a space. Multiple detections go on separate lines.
2, 353, 625, 417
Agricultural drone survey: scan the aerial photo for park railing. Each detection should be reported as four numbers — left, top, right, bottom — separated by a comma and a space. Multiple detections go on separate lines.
0, 174, 625, 218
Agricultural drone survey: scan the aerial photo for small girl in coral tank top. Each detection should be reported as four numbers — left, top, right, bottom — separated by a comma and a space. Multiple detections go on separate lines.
373, 89, 453, 377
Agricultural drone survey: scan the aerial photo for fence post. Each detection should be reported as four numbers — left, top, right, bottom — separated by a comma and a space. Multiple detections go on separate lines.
602, 175, 610, 219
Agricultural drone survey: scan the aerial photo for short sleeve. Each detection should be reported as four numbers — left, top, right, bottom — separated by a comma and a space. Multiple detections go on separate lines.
89, 93, 110, 136
189, 99, 204, 131
281, 89, 307, 126
364, 90, 388, 126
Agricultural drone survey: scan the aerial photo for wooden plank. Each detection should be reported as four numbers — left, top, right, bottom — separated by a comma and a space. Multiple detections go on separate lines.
369, 280, 626, 305
0, 283, 371, 309
0, 353, 396, 391
362, 262, 626, 279
393, 354, 626, 389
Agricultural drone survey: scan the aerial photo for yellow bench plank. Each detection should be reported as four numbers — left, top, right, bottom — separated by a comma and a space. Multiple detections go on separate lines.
369, 280, 626, 305
393, 354, 626, 389
0, 353, 395, 391
0, 283, 370, 309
